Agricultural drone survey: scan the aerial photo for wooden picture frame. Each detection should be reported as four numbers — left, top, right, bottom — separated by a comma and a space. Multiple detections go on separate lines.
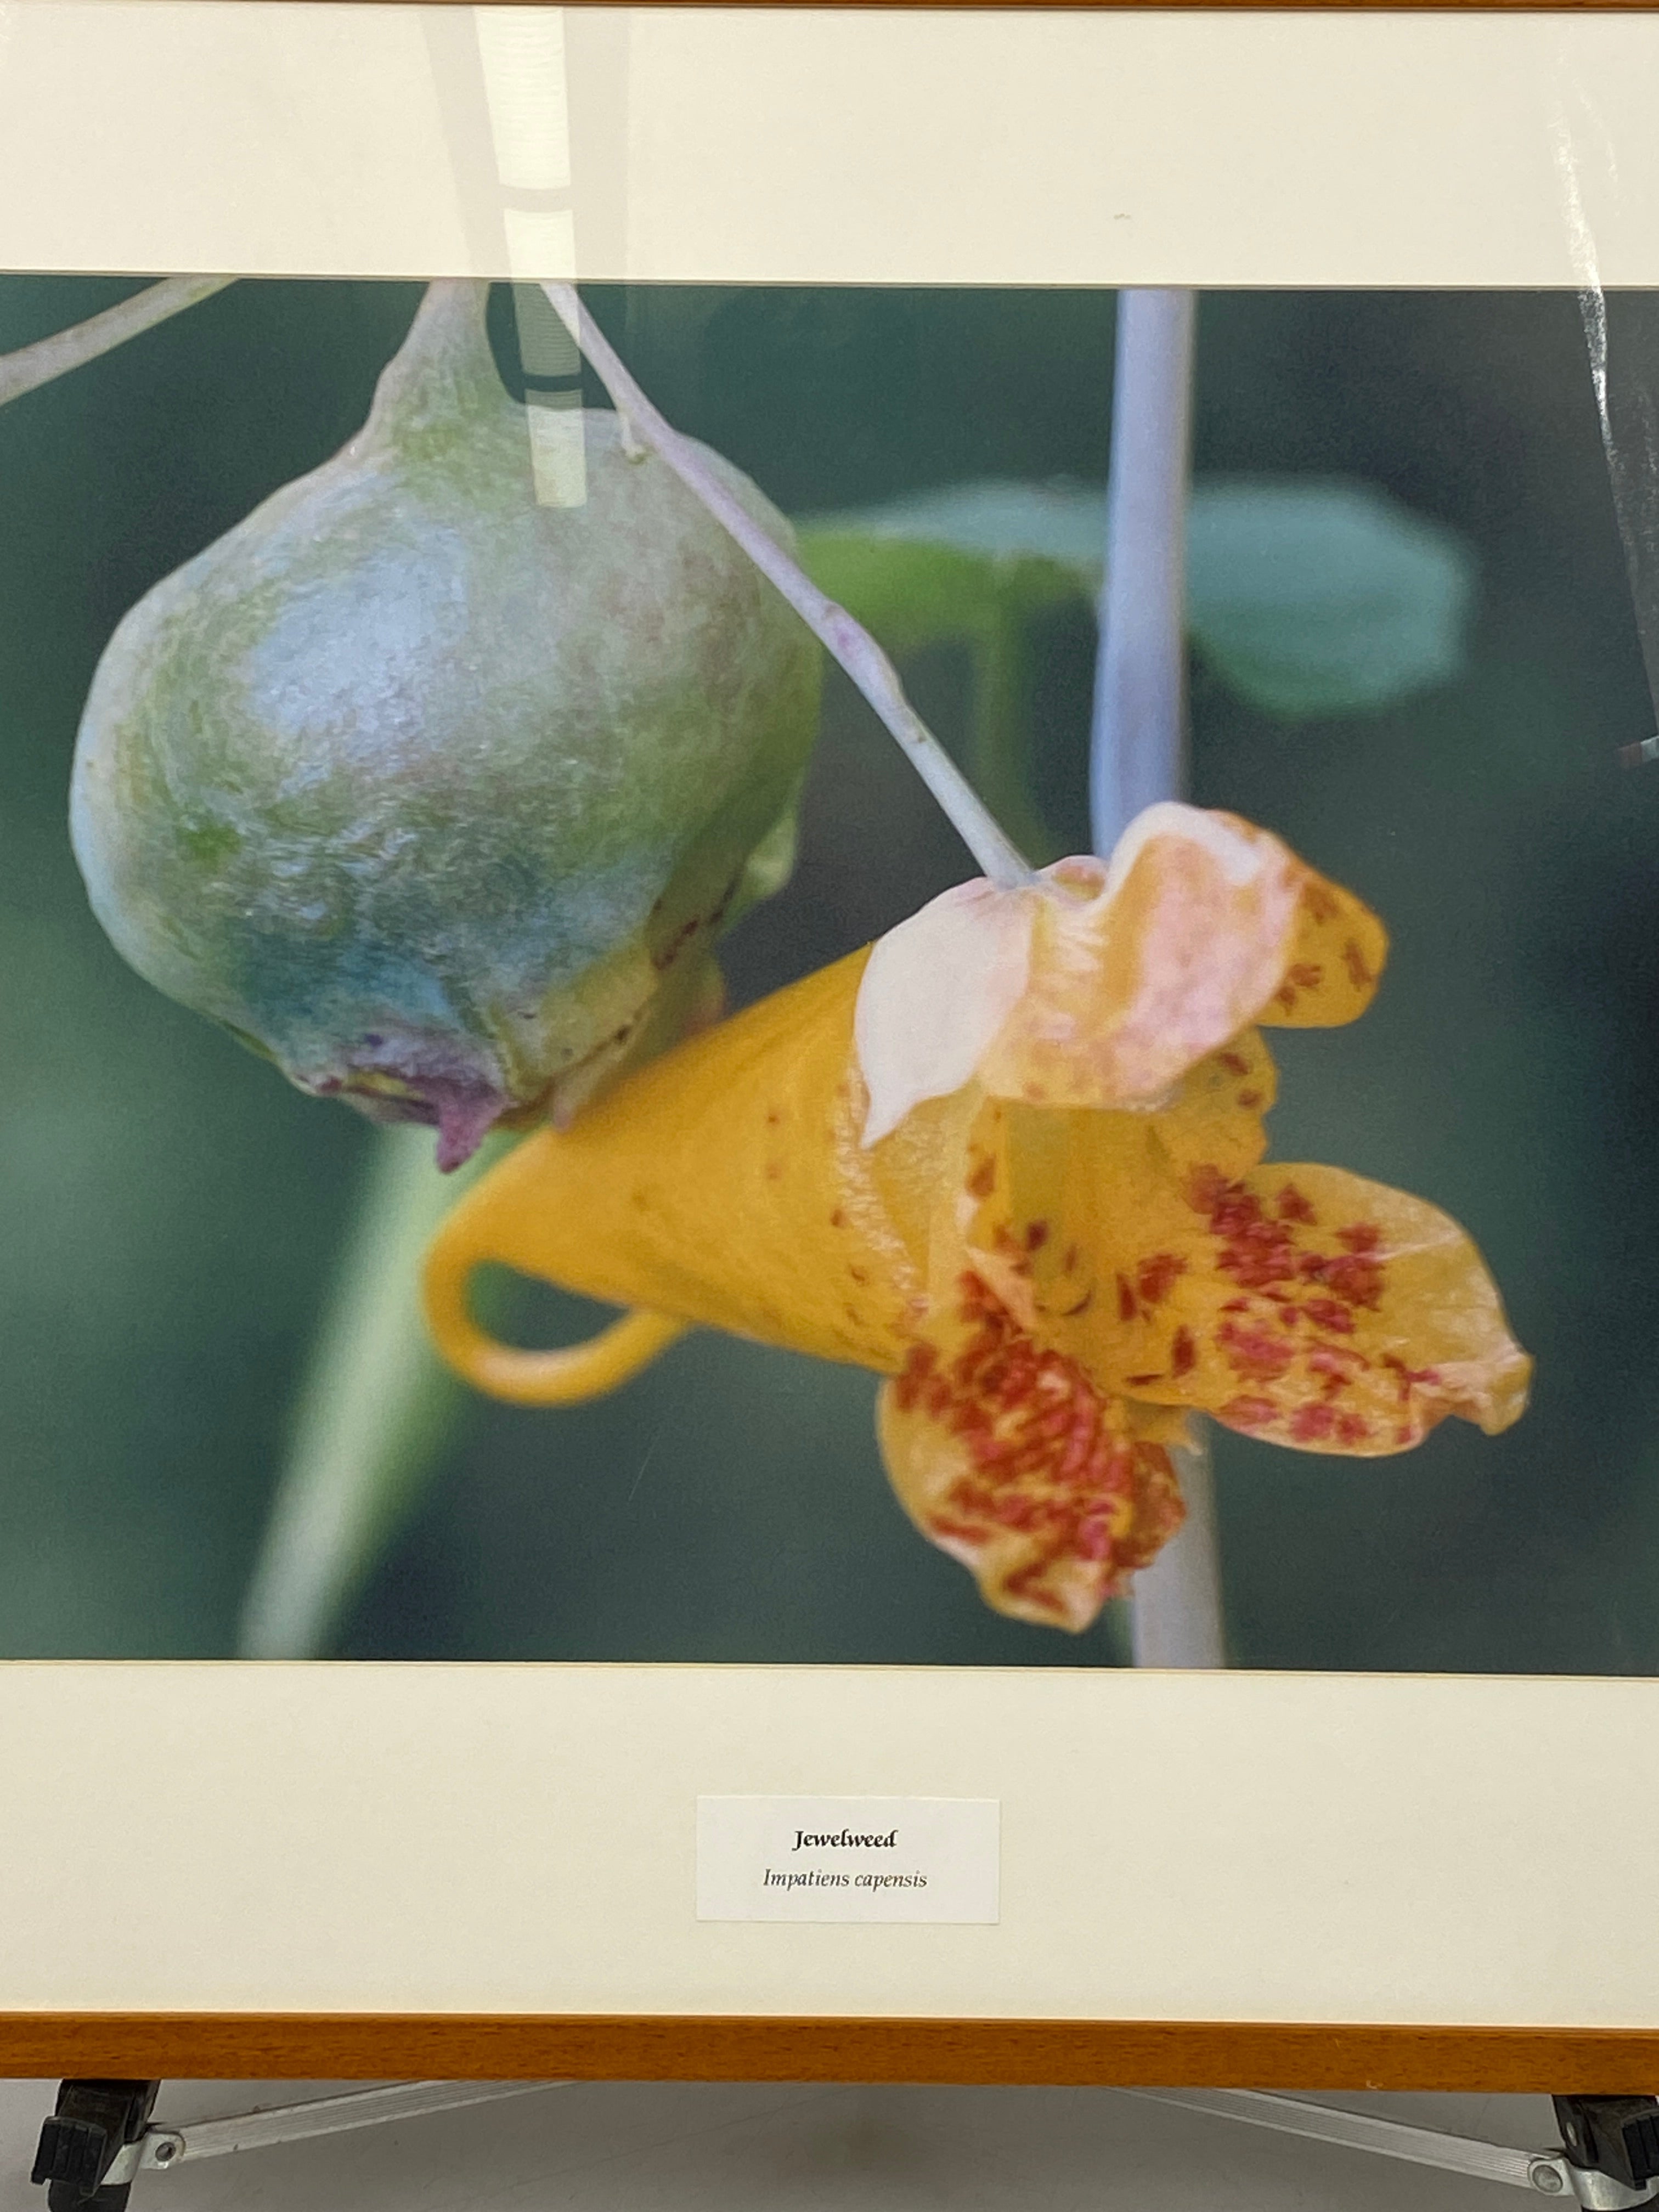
2, 0, 1656, 2093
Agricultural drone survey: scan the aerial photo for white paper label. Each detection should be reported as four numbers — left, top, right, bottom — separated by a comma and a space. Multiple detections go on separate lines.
696, 1795, 1000, 1923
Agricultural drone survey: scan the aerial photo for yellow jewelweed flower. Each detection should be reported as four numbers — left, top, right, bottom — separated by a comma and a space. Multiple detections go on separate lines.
424, 802, 1531, 1632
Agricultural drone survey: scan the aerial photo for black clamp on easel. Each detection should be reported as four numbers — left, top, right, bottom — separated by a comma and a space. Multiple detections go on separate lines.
1553, 2100, 1659, 2208
30, 2082, 160, 2212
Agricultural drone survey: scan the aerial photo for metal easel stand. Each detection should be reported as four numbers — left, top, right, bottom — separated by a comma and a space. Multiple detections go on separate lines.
26, 2078, 1659, 2206
1126, 2091, 1659, 2206
29, 2080, 551, 2207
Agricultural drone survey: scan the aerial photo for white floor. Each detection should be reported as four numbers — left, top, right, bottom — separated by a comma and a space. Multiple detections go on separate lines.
0, 2077, 1565, 2212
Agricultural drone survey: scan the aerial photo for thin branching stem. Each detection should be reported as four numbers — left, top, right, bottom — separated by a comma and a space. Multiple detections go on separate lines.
0, 276, 235, 410
541, 280, 1035, 890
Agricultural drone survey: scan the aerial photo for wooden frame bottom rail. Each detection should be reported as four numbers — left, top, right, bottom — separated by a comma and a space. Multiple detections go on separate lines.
0, 2018, 1656, 2091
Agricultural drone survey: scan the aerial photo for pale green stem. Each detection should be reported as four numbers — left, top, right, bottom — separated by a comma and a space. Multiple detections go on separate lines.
0, 276, 235, 409
541, 280, 1035, 891
237, 1126, 496, 1660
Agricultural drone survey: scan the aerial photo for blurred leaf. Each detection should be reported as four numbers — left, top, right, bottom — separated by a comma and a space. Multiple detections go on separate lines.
799, 521, 1084, 657
963, 600, 1059, 862
799, 502, 1088, 860
799, 474, 1476, 722
1186, 477, 1476, 719
236, 1124, 494, 1657
804, 479, 1108, 575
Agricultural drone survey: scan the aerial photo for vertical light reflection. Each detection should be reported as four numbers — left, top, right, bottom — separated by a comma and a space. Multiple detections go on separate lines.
475, 5, 585, 507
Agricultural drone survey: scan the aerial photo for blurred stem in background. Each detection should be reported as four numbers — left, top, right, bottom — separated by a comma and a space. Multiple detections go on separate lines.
1092, 287, 1227, 1671
0, 278, 234, 409
236, 1127, 491, 1658
1092, 289, 1195, 843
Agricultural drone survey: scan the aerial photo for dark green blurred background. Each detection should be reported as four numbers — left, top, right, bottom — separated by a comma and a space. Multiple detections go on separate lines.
2, 278, 1654, 1671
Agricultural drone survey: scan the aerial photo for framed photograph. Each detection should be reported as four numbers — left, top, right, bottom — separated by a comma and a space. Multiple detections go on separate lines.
3, 0, 1659, 2088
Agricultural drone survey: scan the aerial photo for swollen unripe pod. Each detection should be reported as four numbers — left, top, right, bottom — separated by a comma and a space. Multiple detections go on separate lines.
70, 281, 821, 1166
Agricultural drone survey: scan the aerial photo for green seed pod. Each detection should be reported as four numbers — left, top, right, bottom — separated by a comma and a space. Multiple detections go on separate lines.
70, 281, 821, 1166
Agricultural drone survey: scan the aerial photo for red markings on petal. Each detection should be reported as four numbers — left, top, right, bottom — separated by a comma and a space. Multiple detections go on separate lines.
1137, 1251, 1188, 1306
1289, 1402, 1336, 1443
880, 1274, 1186, 1630
1217, 1316, 1296, 1382
1139, 1163, 1525, 1455
1220, 1394, 1279, 1432
1315, 1251, 1385, 1308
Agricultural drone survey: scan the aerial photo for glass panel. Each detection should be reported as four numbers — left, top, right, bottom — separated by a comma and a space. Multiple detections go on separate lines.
0, 272, 1647, 1672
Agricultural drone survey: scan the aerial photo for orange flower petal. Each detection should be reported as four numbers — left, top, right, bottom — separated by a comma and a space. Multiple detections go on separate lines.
1257, 871, 1389, 1029
1176, 1163, 1531, 1451
1141, 1026, 1278, 1182
976, 804, 1387, 1109
941, 1036, 1277, 1353
957, 1113, 1530, 1455
878, 1269, 1185, 1631
425, 947, 923, 1383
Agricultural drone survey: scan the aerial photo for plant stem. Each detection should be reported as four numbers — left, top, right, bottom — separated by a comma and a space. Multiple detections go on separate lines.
0, 276, 235, 410
1090, 287, 1226, 1672
541, 280, 1035, 891
236, 1126, 490, 1659
1091, 288, 1197, 849
1133, 1436, 1225, 1667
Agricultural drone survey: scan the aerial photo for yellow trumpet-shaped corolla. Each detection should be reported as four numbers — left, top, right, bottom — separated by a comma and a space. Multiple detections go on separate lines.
423, 801, 1532, 1632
